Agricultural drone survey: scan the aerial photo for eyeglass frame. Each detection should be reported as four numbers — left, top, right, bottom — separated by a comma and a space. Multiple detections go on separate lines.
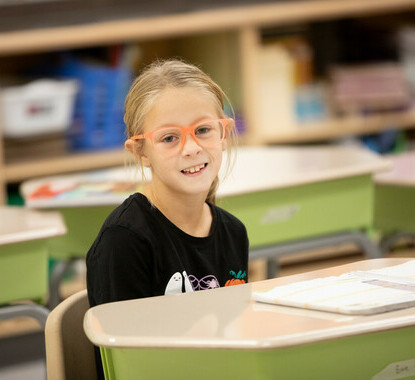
126, 118, 233, 155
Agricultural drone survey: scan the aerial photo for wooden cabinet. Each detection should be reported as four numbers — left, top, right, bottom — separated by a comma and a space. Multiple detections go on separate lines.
1, 0, 415, 203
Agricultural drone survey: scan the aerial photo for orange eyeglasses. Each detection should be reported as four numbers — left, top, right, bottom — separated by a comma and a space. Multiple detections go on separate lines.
127, 118, 232, 156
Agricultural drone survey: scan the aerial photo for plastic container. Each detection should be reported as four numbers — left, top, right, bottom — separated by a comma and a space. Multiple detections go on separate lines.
0, 79, 78, 138
58, 59, 132, 151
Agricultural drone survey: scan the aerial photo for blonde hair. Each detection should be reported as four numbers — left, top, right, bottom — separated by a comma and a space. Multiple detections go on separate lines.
124, 59, 237, 204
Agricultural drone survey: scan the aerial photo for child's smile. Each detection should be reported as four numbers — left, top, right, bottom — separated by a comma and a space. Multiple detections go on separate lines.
181, 163, 208, 175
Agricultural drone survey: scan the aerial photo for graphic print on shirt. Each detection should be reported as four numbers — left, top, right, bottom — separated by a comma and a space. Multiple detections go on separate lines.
183, 271, 193, 292
164, 272, 183, 294
165, 271, 194, 294
189, 274, 220, 290
225, 270, 247, 286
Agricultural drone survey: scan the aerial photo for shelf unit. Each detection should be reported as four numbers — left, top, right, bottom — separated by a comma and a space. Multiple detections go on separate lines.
1, 0, 415, 203
4, 148, 128, 183
262, 109, 415, 144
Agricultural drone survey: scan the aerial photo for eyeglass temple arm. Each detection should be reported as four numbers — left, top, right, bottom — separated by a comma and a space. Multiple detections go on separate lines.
128, 135, 145, 141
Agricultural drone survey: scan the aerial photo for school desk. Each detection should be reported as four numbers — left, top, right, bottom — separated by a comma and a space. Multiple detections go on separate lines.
217, 145, 390, 277
374, 151, 415, 254
0, 206, 66, 327
83, 258, 415, 380
21, 145, 389, 288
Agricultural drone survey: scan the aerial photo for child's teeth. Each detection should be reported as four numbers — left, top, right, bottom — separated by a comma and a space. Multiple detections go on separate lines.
183, 164, 205, 173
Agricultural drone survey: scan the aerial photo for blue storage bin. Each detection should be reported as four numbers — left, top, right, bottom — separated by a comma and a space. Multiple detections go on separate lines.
59, 59, 133, 151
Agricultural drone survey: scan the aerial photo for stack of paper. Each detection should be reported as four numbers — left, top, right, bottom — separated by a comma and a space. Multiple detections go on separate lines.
252, 261, 415, 315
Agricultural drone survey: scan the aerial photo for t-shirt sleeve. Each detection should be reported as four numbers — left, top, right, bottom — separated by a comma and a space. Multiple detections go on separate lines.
86, 224, 153, 306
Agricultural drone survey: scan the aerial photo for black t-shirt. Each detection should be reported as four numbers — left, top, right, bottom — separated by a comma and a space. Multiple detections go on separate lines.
86, 192, 249, 379
87, 192, 249, 306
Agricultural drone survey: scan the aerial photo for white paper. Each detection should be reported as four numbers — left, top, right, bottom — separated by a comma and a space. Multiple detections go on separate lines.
252, 261, 415, 315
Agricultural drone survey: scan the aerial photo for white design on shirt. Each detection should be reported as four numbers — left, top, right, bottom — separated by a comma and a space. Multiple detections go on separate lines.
164, 272, 183, 294
183, 271, 194, 292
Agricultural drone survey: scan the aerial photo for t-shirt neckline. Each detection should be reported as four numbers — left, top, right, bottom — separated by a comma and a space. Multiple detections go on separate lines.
135, 192, 217, 243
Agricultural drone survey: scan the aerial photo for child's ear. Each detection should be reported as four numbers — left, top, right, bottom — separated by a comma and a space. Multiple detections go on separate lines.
222, 118, 234, 151
125, 140, 151, 167
125, 139, 138, 157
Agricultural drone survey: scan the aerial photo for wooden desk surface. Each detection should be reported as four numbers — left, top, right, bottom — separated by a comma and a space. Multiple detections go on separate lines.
375, 151, 415, 187
0, 206, 66, 245
22, 145, 390, 208
84, 258, 415, 350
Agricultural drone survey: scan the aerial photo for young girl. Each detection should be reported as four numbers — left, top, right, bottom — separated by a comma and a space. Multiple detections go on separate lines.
87, 58, 248, 303
86, 59, 249, 376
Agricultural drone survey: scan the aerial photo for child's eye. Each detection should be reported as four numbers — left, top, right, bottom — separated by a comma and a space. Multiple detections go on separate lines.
195, 125, 212, 135
161, 135, 178, 144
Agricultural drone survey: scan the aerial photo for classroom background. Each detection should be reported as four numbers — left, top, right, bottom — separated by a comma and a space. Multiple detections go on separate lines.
1, 0, 415, 379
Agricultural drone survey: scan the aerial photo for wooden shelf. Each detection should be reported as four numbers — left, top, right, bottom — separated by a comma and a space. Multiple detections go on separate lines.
1, 0, 415, 55
260, 109, 415, 144
4, 149, 128, 183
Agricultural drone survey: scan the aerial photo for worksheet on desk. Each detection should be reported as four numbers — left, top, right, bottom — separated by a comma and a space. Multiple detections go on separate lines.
252, 260, 415, 315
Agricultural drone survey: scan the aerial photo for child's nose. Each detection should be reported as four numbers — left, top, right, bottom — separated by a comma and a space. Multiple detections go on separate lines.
181, 133, 202, 155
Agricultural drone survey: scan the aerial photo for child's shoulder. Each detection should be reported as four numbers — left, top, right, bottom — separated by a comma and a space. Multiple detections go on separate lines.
211, 203, 246, 231
103, 192, 155, 235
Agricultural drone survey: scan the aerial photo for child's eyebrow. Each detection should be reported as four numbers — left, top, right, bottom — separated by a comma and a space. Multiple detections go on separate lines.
155, 115, 219, 129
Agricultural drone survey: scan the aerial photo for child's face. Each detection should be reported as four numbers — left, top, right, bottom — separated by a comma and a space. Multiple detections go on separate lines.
140, 86, 226, 199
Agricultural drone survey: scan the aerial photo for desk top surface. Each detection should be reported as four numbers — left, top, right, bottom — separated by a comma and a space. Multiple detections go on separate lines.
23, 145, 389, 208
84, 258, 415, 350
0, 206, 66, 245
375, 151, 415, 187
218, 145, 389, 197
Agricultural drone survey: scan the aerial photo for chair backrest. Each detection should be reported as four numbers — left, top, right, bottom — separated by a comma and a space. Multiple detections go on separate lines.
45, 289, 97, 380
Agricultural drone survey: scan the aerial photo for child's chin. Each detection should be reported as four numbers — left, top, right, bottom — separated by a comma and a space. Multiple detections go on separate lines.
183, 186, 211, 197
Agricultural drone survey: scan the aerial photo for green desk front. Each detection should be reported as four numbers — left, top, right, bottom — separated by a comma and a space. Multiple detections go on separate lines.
374, 151, 415, 234
0, 207, 65, 306
219, 174, 373, 248
375, 183, 415, 235
84, 258, 415, 380
374, 151, 415, 252
0, 239, 48, 304
99, 327, 415, 380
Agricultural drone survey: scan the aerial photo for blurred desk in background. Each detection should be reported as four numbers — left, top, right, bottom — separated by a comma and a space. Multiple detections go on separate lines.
375, 151, 415, 254
217, 145, 390, 277
0, 206, 65, 326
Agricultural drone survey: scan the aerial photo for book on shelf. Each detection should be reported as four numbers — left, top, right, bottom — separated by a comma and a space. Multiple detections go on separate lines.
252, 260, 415, 315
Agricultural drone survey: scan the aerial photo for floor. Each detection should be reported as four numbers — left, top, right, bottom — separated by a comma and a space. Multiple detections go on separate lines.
1, 244, 414, 380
